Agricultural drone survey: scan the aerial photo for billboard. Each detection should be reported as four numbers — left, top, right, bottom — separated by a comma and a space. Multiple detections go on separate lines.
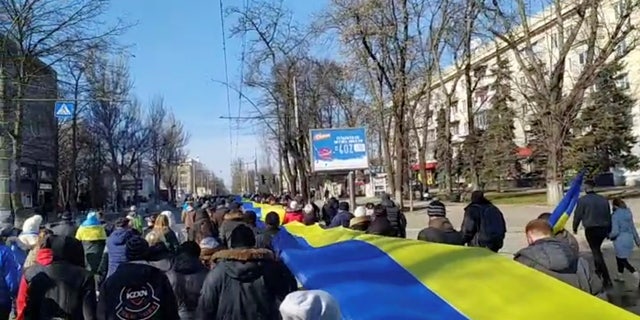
310, 127, 369, 172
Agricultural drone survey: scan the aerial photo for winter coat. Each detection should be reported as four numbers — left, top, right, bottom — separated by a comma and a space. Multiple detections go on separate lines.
105, 228, 135, 278
461, 202, 507, 251
196, 248, 294, 320
381, 197, 407, 238
514, 237, 602, 295
328, 210, 354, 228
22, 235, 96, 320
97, 261, 179, 320
15, 248, 53, 320
609, 207, 640, 259
165, 254, 209, 320
0, 244, 20, 309
573, 191, 612, 232
366, 216, 396, 237
417, 217, 464, 245
256, 227, 280, 251
51, 220, 78, 238
554, 229, 580, 254
321, 200, 338, 226
283, 211, 304, 225
76, 215, 108, 274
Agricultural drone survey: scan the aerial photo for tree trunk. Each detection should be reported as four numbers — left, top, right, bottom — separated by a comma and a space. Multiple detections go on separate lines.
11, 76, 25, 226
546, 143, 564, 205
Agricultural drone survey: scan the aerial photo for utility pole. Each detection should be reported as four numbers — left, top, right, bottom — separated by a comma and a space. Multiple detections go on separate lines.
253, 149, 259, 194
292, 76, 301, 194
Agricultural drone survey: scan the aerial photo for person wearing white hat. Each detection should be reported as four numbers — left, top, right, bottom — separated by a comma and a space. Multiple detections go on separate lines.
279, 290, 342, 320
349, 207, 370, 231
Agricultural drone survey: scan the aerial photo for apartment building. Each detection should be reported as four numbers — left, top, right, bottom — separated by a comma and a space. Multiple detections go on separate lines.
410, 0, 640, 184
1, 38, 58, 213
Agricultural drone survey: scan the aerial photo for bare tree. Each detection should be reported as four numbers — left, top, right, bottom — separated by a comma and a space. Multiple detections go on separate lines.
146, 95, 167, 202
85, 56, 148, 210
485, 0, 639, 204
325, 0, 437, 204
0, 0, 129, 223
159, 113, 189, 202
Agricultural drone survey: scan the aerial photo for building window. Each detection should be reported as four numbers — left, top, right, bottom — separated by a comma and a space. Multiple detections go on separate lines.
578, 52, 586, 65
617, 73, 630, 89
450, 121, 460, 136
617, 40, 627, 57
450, 99, 459, 114
475, 110, 489, 130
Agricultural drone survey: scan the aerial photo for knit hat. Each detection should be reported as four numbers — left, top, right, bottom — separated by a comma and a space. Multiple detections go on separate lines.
125, 235, 149, 261
200, 237, 221, 249
303, 204, 314, 215
288, 201, 302, 212
427, 200, 446, 217
19, 215, 43, 247
61, 211, 73, 221
81, 212, 101, 227
279, 290, 342, 320
353, 206, 366, 218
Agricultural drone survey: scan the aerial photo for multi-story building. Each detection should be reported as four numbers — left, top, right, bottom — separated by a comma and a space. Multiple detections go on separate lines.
177, 157, 212, 197
410, 0, 640, 185
1, 39, 58, 214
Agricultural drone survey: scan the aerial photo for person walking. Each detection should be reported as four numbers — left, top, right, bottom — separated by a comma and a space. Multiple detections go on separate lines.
609, 198, 640, 284
417, 200, 464, 245
572, 180, 613, 288
0, 227, 20, 320
461, 191, 507, 252
50, 212, 78, 238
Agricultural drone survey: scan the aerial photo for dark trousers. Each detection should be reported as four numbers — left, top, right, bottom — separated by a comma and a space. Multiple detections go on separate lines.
585, 226, 612, 287
0, 307, 10, 320
616, 257, 636, 273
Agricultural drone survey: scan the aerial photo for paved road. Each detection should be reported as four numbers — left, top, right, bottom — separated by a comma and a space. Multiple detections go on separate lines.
403, 198, 640, 314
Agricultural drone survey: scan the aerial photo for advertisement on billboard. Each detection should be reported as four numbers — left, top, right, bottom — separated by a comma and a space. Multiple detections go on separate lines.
310, 127, 369, 172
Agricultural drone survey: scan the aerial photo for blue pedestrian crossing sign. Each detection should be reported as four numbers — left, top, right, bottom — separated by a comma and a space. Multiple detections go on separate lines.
54, 101, 74, 120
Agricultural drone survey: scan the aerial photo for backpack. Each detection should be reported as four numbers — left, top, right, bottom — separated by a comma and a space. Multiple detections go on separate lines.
477, 205, 507, 244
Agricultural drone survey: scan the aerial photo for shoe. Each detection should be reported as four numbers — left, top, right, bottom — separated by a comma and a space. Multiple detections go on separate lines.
614, 273, 624, 282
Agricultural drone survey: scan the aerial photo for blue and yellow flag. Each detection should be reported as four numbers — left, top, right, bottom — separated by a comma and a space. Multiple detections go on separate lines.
242, 199, 636, 319
549, 171, 585, 234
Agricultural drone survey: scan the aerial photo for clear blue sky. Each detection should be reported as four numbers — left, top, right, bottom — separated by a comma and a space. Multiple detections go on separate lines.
107, 0, 328, 188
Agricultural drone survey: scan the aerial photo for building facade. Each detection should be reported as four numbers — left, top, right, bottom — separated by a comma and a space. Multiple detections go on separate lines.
177, 157, 212, 197
411, 0, 640, 185
1, 40, 58, 214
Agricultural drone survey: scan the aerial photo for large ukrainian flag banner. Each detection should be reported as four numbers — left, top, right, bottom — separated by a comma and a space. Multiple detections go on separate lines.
549, 171, 585, 234
241, 199, 636, 320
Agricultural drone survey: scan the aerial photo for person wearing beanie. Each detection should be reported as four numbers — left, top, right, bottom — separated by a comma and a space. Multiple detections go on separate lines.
97, 236, 178, 320
5, 215, 43, 270
283, 201, 304, 225
197, 224, 296, 319
50, 211, 77, 238
257, 211, 281, 251
349, 206, 370, 231
75, 212, 108, 280
417, 200, 464, 245
366, 205, 395, 237
101, 217, 136, 279
219, 208, 247, 247
165, 241, 209, 319
302, 203, 319, 226
328, 202, 354, 228
21, 234, 95, 319
279, 290, 342, 320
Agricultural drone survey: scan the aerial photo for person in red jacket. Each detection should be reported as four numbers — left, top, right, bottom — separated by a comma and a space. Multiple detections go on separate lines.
283, 201, 304, 225
15, 242, 54, 320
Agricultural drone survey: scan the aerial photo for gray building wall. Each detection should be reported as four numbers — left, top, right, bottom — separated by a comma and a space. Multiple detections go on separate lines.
1, 39, 58, 214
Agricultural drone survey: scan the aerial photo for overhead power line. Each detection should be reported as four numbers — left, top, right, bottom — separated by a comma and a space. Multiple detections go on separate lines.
218, 0, 234, 157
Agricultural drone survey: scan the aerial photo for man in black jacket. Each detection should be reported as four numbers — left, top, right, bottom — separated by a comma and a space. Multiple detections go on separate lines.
380, 194, 407, 238
97, 235, 178, 320
166, 241, 209, 320
572, 180, 613, 288
24, 235, 95, 319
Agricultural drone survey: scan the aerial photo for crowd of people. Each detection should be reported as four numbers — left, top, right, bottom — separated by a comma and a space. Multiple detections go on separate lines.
0, 179, 637, 319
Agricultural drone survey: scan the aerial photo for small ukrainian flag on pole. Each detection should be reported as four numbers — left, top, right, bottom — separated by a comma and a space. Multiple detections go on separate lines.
548, 171, 585, 234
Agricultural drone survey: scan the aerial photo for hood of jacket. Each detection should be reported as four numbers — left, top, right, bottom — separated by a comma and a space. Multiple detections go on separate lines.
108, 228, 133, 246
35, 248, 54, 265
212, 248, 274, 282
174, 253, 207, 275
49, 234, 84, 266
380, 198, 396, 208
515, 238, 578, 273
224, 211, 245, 221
